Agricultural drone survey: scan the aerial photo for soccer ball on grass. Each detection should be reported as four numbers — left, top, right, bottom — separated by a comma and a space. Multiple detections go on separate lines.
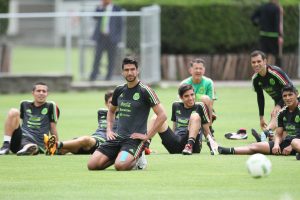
246, 153, 272, 178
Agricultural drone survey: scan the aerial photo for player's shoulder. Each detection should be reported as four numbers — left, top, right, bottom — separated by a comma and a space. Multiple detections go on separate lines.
202, 76, 213, 82
251, 73, 259, 81
181, 77, 192, 85
195, 101, 206, 109
138, 82, 157, 94
172, 101, 183, 107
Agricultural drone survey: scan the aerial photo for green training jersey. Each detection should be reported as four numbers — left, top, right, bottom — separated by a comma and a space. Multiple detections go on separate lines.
181, 76, 217, 102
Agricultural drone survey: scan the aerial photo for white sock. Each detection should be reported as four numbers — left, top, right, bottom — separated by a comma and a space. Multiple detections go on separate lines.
3, 135, 11, 143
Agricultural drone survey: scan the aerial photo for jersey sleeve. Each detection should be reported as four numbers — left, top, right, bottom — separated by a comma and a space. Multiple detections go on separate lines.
141, 84, 160, 107
111, 85, 124, 107
252, 76, 265, 116
206, 79, 217, 100
271, 66, 293, 86
48, 101, 59, 123
19, 101, 25, 119
196, 103, 210, 124
171, 102, 176, 122
277, 109, 285, 128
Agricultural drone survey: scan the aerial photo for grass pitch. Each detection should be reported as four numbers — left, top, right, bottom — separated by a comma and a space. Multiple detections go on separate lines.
0, 86, 299, 200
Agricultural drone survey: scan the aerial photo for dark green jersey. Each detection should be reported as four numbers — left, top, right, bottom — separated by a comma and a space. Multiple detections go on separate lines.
171, 101, 210, 136
20, 100, 59, 148
277, 104, 300, 137
252, 65, 293, 116
111, 82, 160, 138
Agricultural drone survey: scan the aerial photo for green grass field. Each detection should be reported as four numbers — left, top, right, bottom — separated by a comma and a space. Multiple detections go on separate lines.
0, 86, 299, 200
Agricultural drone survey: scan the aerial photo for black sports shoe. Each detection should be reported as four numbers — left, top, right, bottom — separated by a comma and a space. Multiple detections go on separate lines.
251, 128, 261, 142
296, 153, 300, 160
0, 142, 10, 155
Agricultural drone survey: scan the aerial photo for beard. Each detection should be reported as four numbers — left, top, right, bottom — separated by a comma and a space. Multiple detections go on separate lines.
125, 75, 137, 82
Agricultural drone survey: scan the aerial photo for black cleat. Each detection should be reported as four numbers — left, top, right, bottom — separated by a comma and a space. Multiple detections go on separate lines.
251, 128, 261, 142
0, 142, 10, 155
296, 153, 300, 160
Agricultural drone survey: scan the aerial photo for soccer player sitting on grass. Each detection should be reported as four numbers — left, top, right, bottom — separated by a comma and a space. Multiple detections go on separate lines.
0, 82, 60, 156
87, 56, 167, 171
149, 84, 218, 155
181, 58, 217, 130
218, 85, 300, 159
250, 50, 294, 142
49, 90, 117, 155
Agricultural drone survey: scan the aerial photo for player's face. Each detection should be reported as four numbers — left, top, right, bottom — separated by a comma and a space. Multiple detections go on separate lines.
190, 63, 205, 80
282, 91, 298, 107
122, 64, 139, 82
32, 85, 48, 104
181, 89, 195, 108
251, 55, 267, 74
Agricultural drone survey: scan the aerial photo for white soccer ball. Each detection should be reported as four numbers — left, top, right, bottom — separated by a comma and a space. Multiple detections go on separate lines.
246, 153, 272, 178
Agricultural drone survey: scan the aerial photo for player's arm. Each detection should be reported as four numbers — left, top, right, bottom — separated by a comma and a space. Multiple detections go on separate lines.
256, 88, 267, 130
106, 104, 118, 140
145, 104, 167, 140
272, 127, 283, 155
50, 122, 59, 141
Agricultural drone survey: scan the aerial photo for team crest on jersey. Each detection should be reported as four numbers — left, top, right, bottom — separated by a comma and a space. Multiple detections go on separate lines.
176, 110, 181, 115
295, 115, 300, 123
269, 78, 275, 85
258, 82, 262, 86
26, 109, 32, 114
133, 92, 140, 100
283, 117, 287, 121
199, 87, 204, 94
41, 108, 48, 115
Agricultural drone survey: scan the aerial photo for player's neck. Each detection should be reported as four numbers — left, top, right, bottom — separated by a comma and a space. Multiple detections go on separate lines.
288, 101, 298, 111
33, 101, 46, 107
192, 76, 202, 84
259, 66, 267, 76
127, 79, 139, 88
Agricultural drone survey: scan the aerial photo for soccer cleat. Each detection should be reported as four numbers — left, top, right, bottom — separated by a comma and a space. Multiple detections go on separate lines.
296, 153, 300, 160
16, 144, 38, 156
134, 152, 147, 170
0, 142, 10, 155
182, 144, 193, 155
251, 128, 261, 142
44, 134, 57, 156
206, 135, 219, 155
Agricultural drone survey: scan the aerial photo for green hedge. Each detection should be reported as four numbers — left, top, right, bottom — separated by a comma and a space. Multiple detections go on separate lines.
120, 2, 299, 54
0, 0, 9, 36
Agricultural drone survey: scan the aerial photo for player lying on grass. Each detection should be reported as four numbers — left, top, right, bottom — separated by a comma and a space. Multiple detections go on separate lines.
0, 82, 60, 156
149, 84, 218, 155
250, 50, 294, 142
45, 90, 116, 155
218, 85, 300, 159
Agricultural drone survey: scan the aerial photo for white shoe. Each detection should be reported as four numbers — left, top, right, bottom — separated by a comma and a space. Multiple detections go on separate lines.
134, 152, 147, 170
207, 135, 219, 155
16, 144, 38, 156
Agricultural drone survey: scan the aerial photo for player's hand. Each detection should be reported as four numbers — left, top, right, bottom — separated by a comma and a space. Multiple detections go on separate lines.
260, 118, 267, 130
130, 133, 148, 141
272, 145, 281, 155
282, 145, 292, 156
106, 130, 116, 140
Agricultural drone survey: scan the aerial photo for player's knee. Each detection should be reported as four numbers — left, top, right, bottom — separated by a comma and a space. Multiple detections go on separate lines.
7, 108, 20, 119
248, 143, 260, 154
291, 139, 300, 148
87, 159, 102, 170
190, 113, 200, 122
114, 161, 131, 171
200, 95, 211, 105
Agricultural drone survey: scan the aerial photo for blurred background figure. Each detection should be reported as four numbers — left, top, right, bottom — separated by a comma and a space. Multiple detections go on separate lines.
89, 0, 122, 81
251, 0, 283, 67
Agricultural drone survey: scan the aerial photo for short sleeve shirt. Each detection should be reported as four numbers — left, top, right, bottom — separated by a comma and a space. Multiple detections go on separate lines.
277, 104, 300, 137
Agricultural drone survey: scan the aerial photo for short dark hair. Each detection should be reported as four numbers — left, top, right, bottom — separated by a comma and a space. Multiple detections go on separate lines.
122, 56, 138, 69
282, 85, 298, 95
190, 58, 205, 67
250, 50, 266, 60
104, 90, 114, 103
32, 82, 48, 91
178, 84, 194, 97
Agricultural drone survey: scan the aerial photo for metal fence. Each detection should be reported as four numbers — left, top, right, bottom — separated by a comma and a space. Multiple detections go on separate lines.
0, 5, 161, 83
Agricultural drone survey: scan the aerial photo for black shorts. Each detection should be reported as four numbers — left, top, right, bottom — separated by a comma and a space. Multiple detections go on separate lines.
75, 135, 106, 155
10, 126, 23, 153
97, 135, 145, 160
158, 127, 202, 154
269, 135, 296, 155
